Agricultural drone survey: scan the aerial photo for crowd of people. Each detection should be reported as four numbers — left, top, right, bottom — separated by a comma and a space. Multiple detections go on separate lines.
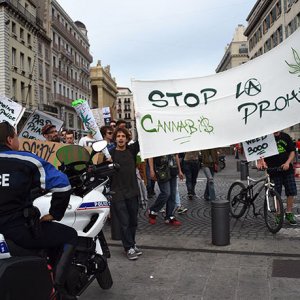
0, 118, 299, 266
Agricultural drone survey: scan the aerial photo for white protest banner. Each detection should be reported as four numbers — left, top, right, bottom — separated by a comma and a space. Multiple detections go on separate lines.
0, 95, 25, 126
132, 28, 300, 159
19, 110, 63, 140
91, 108, 104, 128
243, 134, 279, 162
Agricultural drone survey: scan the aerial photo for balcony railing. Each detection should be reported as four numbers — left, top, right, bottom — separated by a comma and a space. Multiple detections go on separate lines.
0, 0, 38, 28
52, 16, 93, 62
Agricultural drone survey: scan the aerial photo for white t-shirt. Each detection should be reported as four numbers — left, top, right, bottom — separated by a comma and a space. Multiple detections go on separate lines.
78, 136, 96, 147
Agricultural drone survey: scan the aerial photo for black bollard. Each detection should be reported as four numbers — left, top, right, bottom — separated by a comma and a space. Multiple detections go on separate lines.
110, 208, 122, 240
211, 200, 230, 246
240, 160, 249, 181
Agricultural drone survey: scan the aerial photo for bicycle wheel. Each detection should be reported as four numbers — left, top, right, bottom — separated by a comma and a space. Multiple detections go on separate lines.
227, 181, 247, 218
264, 188, 284, 233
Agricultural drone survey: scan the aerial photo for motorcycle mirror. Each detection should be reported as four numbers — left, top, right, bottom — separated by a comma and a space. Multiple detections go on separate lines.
92, 140, 108, 152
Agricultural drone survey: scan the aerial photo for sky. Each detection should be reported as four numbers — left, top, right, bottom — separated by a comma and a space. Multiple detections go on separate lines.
58, 0, 257, 87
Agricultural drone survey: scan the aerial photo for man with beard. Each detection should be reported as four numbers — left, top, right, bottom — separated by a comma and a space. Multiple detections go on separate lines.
109, 127, 141, 260
41, 124, 61, 142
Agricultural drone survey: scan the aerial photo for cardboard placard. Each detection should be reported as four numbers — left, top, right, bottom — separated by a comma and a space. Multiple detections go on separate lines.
19, 138, 103, 169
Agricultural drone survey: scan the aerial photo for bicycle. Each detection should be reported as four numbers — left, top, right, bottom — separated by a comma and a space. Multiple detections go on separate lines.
227, 166, 284, 234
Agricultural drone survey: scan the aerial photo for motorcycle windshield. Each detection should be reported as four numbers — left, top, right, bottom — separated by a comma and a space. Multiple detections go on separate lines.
56, 145, 91, 171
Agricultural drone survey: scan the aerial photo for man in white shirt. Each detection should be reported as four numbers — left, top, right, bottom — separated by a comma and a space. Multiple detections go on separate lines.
78, 131, 95, 147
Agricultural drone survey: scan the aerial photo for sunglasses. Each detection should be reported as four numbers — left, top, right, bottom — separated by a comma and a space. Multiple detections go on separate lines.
107, 131, 113, 135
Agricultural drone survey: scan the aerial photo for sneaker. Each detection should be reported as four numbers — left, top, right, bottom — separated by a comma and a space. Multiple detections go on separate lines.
159, 208, 166, 214
134, 245, 143, 256
165, 217, 182, 226
148, 210, 157, 225
127, 247, 138, 260
176, 206, 188, 214
285, 212, 297, 225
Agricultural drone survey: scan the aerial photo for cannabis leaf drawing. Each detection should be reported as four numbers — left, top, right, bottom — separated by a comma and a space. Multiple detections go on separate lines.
285, 48, 300, 76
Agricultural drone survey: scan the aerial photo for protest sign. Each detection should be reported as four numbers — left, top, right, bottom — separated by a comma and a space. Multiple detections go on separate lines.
19, 138, 103, 168
243, 134, 278, 162
91, 108, 104, 128
132, 28, 300, 159
18, 110, 63, 140
0, 95, 25, 126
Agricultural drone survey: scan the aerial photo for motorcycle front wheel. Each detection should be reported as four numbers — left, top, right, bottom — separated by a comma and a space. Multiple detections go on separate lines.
96, 263, 113, 289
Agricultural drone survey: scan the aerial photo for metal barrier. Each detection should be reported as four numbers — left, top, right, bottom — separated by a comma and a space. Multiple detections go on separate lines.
211, 200, 230, 246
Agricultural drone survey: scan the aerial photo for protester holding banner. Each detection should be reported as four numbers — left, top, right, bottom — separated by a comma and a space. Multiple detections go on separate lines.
148, 154, 184, 226
109, 127, 142, 261
201, 149, 219, 201
257, 131, 297, 225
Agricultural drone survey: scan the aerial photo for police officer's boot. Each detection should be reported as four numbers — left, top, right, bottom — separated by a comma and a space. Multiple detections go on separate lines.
54, 244, 77, 300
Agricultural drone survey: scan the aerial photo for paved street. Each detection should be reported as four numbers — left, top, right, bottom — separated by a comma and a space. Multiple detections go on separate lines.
81, 155, 300, 299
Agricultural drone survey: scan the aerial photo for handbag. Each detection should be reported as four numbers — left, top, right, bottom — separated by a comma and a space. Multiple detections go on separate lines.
155, 164, 171, 183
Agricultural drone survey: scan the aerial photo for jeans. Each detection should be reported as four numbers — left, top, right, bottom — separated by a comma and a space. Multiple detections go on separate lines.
111, 196, 139, 251
175, 180, 180, 207
150, 176, 177, 219
203, 167, 216, 201
184, 161, 199, 195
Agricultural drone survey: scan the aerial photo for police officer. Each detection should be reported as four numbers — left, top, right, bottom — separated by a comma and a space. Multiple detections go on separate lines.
0, 121, 77, 299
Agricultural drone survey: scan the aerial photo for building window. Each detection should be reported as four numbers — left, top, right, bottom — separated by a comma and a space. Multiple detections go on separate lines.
68, 113, 74, 128
20, 27, 24, 41
39, 85, 44, 102
11, 22, 16, 35
53, 81, 57, 94
20, 52, 24, 70
12, 48, 16, 66
39, 62, 43, 79
27, 85, 32, 104
38, 43, 43, 56
45, 67, 50, 83
27, 33, 31, 46
12, 78, 17, 99
21, 81, 25, 102
45, 48, 50, 62
46, 88, 51, 104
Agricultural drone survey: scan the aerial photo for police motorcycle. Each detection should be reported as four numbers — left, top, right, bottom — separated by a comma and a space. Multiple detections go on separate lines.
0, 140, 118, 299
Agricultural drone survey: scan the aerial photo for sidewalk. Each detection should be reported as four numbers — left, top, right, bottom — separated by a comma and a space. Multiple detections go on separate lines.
81, 155, 300, 299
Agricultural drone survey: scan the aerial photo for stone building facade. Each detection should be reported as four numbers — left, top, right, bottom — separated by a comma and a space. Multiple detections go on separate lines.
116, 87, 136, 140
90, 60, 118, 117
245, 0, 300, 138
216, 25, 249, 73
0, 0, 93, 131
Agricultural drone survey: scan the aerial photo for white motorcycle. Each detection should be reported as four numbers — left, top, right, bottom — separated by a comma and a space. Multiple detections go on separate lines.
0, 140, 118, 299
